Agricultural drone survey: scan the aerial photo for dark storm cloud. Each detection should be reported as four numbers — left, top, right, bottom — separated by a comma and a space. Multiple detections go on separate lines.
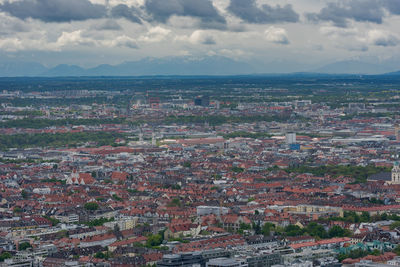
91, 20, 122, 31
201, 36, 216, 45
144, 0, 226, 28
110, 4, 142, 24
0, 0, 107, 22
306, 0, 386, 27
227, 0, 299, 24
382, 0, 400, 15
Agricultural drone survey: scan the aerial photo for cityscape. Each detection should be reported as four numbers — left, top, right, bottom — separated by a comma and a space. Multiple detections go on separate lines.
0, 75, 399, 266
1, 0, 400, 266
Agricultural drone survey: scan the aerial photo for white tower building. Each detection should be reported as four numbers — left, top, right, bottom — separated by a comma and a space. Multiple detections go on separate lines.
391, 162, 400, 184
286, 133, 296, 145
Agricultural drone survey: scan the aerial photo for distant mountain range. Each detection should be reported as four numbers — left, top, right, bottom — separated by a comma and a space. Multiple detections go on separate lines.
0, 57, 399, 77
0, 56, 256, 77
312, 60, 392, 75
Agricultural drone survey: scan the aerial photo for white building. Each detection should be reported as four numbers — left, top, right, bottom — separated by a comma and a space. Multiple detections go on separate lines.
388, 162, 400, 185
207, 258, 248, 267
286, 133, 296, 145
197, 206, 229, 217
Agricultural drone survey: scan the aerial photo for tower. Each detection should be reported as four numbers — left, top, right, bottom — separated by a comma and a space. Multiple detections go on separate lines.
152, 132, 156, 146
391, 162, 400, 184
139, 130, 143, 143
286, 133, 296, 145
395, 124, 400, 142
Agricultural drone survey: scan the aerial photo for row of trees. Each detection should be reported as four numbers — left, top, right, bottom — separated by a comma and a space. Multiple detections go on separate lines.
0, 118, 127, 129
164, 114, 301, 126
279, 223, 351, 239
0, 131, 125, 150
252, 221, 351, 239
321, 211, 400, 224
222, 131, 272, 139
287, 164, 391, 183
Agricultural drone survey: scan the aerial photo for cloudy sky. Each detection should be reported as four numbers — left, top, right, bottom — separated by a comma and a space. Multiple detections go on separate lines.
0, 0, 400, 72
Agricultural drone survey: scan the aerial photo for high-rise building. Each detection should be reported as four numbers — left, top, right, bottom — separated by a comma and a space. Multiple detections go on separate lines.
152, 132, 156, 146
215, 100, 220, 109
395, 124, 400, 142
195, 96, 210, 107
286, 133, 296, 145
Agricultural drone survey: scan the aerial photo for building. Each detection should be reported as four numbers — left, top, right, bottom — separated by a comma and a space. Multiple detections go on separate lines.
149, 97, 160, 109
66, 170, 95, 185
195, 96, 210, 107
103, 217, 138, 231
355, 260, 393, 267
389, 162, 400, 185
197, 206, 229, 217
245, 253, 282, 267
157, 253, 206, 267
387, 256, 400, 265
207, 258, 248, 267
286, 133, 296, 145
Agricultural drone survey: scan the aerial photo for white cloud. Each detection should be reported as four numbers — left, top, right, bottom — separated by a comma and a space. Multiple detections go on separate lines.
53, 30, 138, 50
175, 30, 217, 45
319, 26, 358, 38
265, 26, 290, 45
218, 48, 250, 59
109, 35, 138, 48
367, 29, 399, 47
189, 30, 216, 45
56, 30, 97, 48
0, 38, 24, 52
139, 26, 171, 43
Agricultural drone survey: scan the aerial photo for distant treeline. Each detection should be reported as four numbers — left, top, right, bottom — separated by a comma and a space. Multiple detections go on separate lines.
164, 115, 307, 126
0, 111, 44, 116
0, 131, 125, 150
222, 131, 271, 139
0, 118, 128, 129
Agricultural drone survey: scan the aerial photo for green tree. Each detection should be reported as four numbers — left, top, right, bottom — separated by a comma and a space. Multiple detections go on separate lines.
19, 242, 32, 251
43, 216, 60, 226
0, 252, 11, 262
261, 223, 275, 236
84, 202, 99, 211
306, 222, 327, 239
328, 225, 350, 238
253, 221, 261, 235
146, 234, 163, 247
84, 217, 114, 227
394, 245, 400, 256
112, 194, 123, 201
13, 206, 22, 213
390, 221, 400, 230
360, 212, 371, 222
284, 225, 304, 236
231, 166, 244, 173
168, 198, 182, 207
21, 190, 28, 199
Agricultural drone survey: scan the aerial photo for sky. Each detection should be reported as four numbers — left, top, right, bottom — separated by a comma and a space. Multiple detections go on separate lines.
0, 0, 400, 72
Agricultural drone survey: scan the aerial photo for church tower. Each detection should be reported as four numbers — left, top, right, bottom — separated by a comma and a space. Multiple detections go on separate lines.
391, 162, 400, 184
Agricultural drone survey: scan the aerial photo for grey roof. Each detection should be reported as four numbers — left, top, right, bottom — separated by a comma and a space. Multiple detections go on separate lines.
368, 172, 391, 181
